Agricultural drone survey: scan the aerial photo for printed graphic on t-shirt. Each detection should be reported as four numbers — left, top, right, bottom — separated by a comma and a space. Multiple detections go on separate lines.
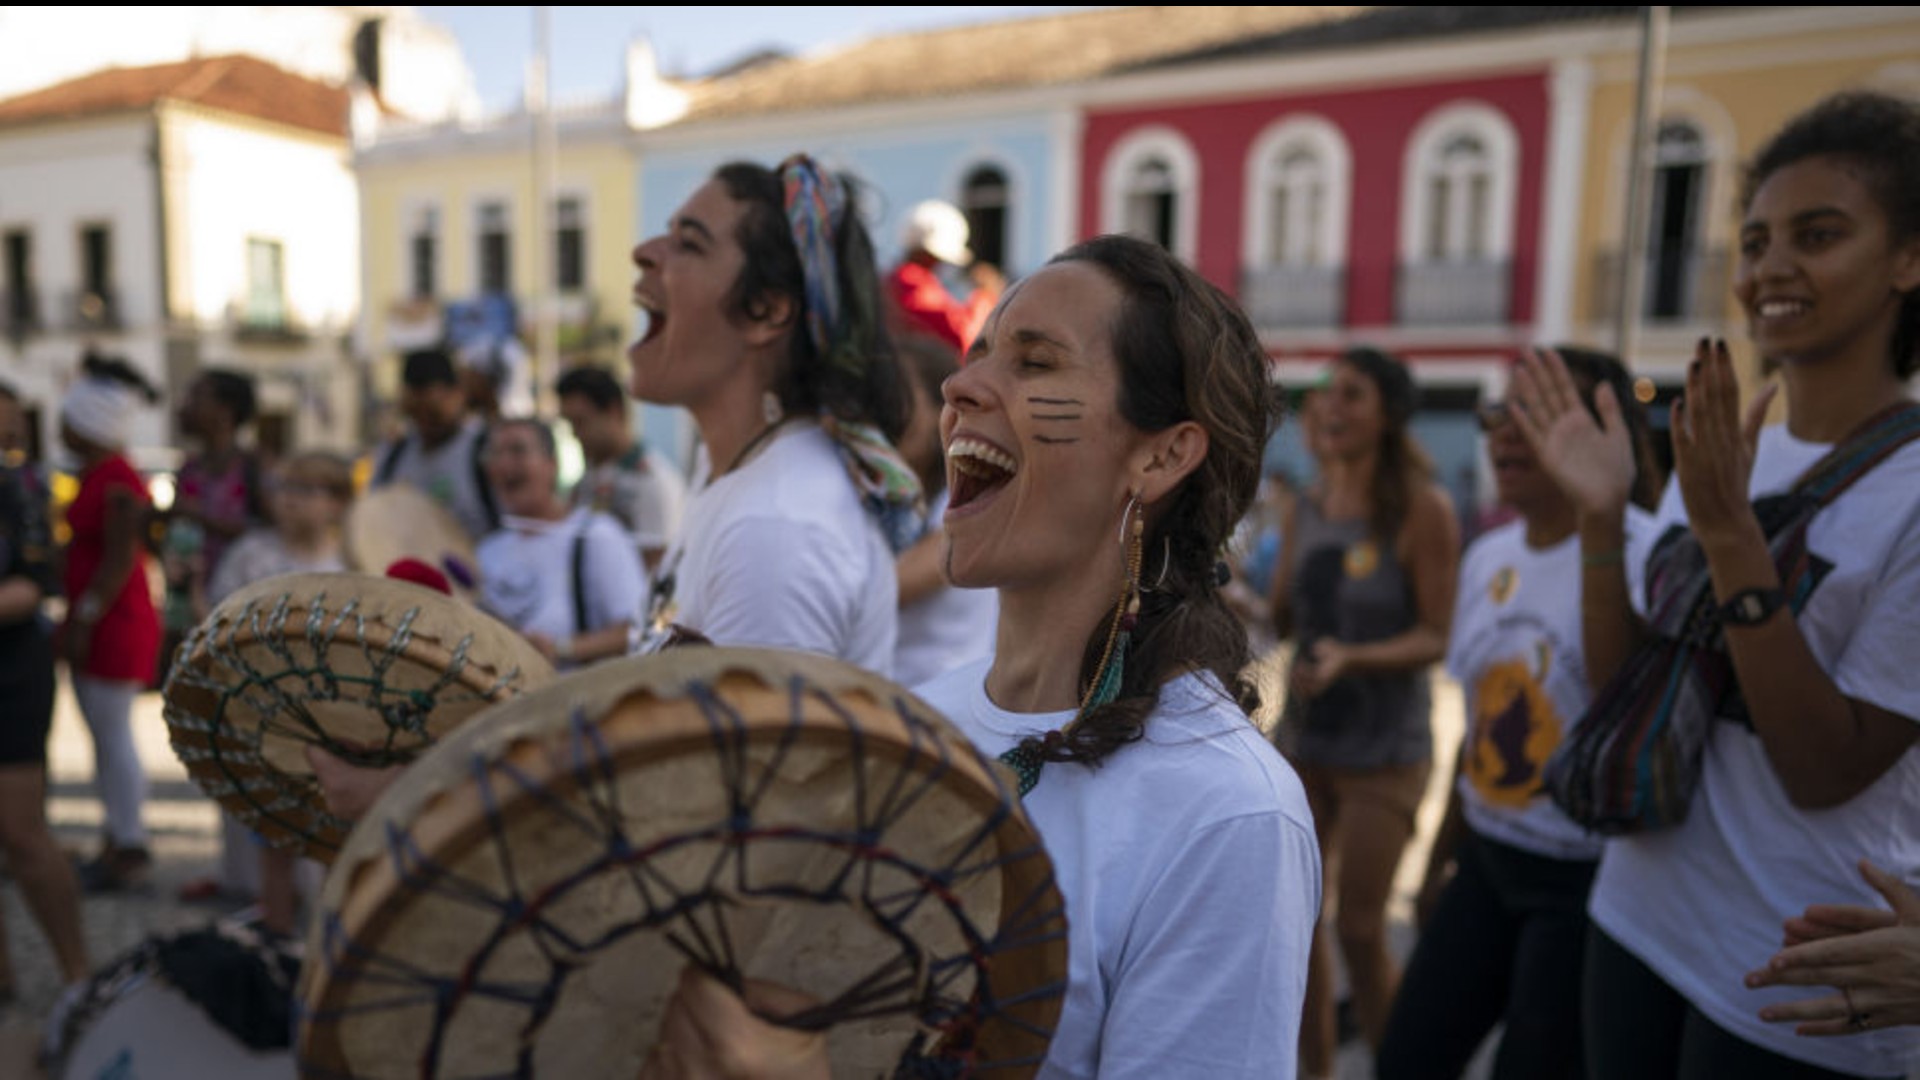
1466, 627, 1562, 810
1343, 539, 1379, 580
1488, 566, 1518, 606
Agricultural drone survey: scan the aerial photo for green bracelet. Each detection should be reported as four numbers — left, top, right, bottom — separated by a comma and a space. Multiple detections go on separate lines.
1582, 549, 1625, 568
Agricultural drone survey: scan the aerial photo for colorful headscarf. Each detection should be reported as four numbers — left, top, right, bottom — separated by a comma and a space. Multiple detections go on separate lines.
777, 154, 927, 552
778, 155, 851, 376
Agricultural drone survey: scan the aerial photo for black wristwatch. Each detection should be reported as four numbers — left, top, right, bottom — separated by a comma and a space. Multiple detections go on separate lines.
1717, 586, 1786, 627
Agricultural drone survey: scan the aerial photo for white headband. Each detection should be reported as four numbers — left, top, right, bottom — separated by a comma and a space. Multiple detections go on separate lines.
61, 376, 138, 450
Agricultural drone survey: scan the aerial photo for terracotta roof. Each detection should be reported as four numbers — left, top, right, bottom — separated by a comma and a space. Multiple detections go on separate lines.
0, 54, 348, 138
679, 6, 1361, 122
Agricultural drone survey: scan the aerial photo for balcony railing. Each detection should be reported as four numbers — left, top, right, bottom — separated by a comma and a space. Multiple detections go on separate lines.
1239, 265, 1344, 330
1591, 247, 1729, 325
231, 304, 310, 343
1396, 260, 1511, 326
1, 287, 42, 339
65, 288, 123, 332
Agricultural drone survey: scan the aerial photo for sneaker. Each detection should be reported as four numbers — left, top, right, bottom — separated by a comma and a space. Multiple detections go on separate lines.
78, 846, 153, 895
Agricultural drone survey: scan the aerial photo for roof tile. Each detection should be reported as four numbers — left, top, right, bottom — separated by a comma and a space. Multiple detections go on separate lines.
0, 54, 348, 138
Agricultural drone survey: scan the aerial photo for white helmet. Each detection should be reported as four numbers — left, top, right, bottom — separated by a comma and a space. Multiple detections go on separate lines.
902, 200, 972, 266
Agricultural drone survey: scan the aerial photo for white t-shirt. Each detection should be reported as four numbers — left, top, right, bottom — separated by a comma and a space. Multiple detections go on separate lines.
571, 443, 687, 559
650, 422, 897, 675
894, 492, 999, 687
477, 508, 648, 662
373, 417, 496, 544
914, 661, 1321, 1080
206, 530, 347, 607
1446, 518, 1649, 862
1597, 422, 1920, 1077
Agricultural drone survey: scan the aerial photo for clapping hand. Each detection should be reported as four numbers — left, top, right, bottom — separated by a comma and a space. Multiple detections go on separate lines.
1290, 638, 1350, 699
1507, 348, 1637, 520
1672, 338, 1777, 550
1747, 860, 1920, 1036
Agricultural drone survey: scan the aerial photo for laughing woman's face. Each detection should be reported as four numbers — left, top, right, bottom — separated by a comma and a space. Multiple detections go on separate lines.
938, 261, 1150, 593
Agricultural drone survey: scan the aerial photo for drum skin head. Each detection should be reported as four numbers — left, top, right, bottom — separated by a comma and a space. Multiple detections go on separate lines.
297, 649, 1067, 1079
345, 485, 483, 595
163, 572, 555, 863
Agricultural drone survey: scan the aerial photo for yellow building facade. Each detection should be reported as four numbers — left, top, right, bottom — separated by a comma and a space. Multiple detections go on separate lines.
355, 104, 638, 412
1568, 6, 1920, 385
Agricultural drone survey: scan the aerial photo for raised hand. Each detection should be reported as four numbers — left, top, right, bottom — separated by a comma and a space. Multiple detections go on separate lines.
1673, 338, 1776, 549
1748, 860, 1920, 1036
1507, 347, 1636, 520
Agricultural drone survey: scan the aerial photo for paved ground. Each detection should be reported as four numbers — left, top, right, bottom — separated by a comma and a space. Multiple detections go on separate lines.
0, 662, 1477, 1078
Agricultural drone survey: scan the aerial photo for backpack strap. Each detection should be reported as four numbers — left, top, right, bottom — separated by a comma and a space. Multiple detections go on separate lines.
571, 522, 590, 636
469, 427, 501, 532
1792, 402, 1920, 507
374, 437, 407, 486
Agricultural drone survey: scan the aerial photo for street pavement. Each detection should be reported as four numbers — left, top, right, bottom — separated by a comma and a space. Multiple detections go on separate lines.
0, 661, 1477, 1078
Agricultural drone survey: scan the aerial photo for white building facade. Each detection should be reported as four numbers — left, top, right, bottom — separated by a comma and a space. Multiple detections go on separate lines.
0, 56, 364, 461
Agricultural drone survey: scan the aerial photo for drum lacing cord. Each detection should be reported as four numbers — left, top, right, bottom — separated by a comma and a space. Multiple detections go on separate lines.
165, 590, 525, 843
299, 674, 1067, 1078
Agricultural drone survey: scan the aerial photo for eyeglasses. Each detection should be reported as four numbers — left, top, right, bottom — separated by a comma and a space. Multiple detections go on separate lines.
1475, 401, 1513, 433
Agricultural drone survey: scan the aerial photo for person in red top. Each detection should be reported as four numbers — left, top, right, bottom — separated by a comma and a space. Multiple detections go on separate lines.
59, 353, 162, 893
887, 199, 1004, 357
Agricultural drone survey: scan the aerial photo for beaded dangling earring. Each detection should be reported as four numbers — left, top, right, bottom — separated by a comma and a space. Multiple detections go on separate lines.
999, 494, 1145, 797
761, 391, 784, 426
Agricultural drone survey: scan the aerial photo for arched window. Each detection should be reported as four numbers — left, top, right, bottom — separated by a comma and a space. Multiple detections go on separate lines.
1243, 115, 1351, 327
1100, 127, 1200, 262
1399, 102, 1519, 324
1400, 102, 1518, 267
958, 164, 1009, 271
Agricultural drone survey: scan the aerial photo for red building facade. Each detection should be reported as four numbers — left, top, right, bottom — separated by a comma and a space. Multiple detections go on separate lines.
1081, 71, 1551, 359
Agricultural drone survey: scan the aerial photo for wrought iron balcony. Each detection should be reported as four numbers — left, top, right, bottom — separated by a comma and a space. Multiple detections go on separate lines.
1395, 260, 1511, 326
1, 288, 42, 339
1591, 247, 1729, 325
66, 289, 123, 332
1239, 265, 1345, 331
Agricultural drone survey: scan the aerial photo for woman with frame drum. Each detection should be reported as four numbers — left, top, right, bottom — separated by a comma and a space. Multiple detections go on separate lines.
1512, 91, 1920, 1080
640, 235, 1321, 1078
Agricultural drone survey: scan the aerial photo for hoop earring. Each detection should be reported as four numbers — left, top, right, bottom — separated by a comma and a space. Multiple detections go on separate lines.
1145, 537, 1172, 592
1085, 495, 1144, 711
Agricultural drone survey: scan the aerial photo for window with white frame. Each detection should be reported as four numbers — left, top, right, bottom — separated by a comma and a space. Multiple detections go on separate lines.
407, 204, 438, 299
476, 200, 510, 295
1100, 127, 1200, 262
554, 195, 586, 292
1400, 102, 1518, 267
1245, 116, 1351, 271
246, 237, 286, 327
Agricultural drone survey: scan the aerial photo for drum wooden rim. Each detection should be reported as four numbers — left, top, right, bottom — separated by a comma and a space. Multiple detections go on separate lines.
299, 648, 1065, 1078
163, 572, 554, 863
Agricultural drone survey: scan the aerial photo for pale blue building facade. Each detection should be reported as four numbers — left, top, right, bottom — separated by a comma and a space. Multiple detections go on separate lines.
631, 106, 1079, 471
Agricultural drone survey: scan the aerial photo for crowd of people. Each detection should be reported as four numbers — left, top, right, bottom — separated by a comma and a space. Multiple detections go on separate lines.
0, 88, 1915, 1079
